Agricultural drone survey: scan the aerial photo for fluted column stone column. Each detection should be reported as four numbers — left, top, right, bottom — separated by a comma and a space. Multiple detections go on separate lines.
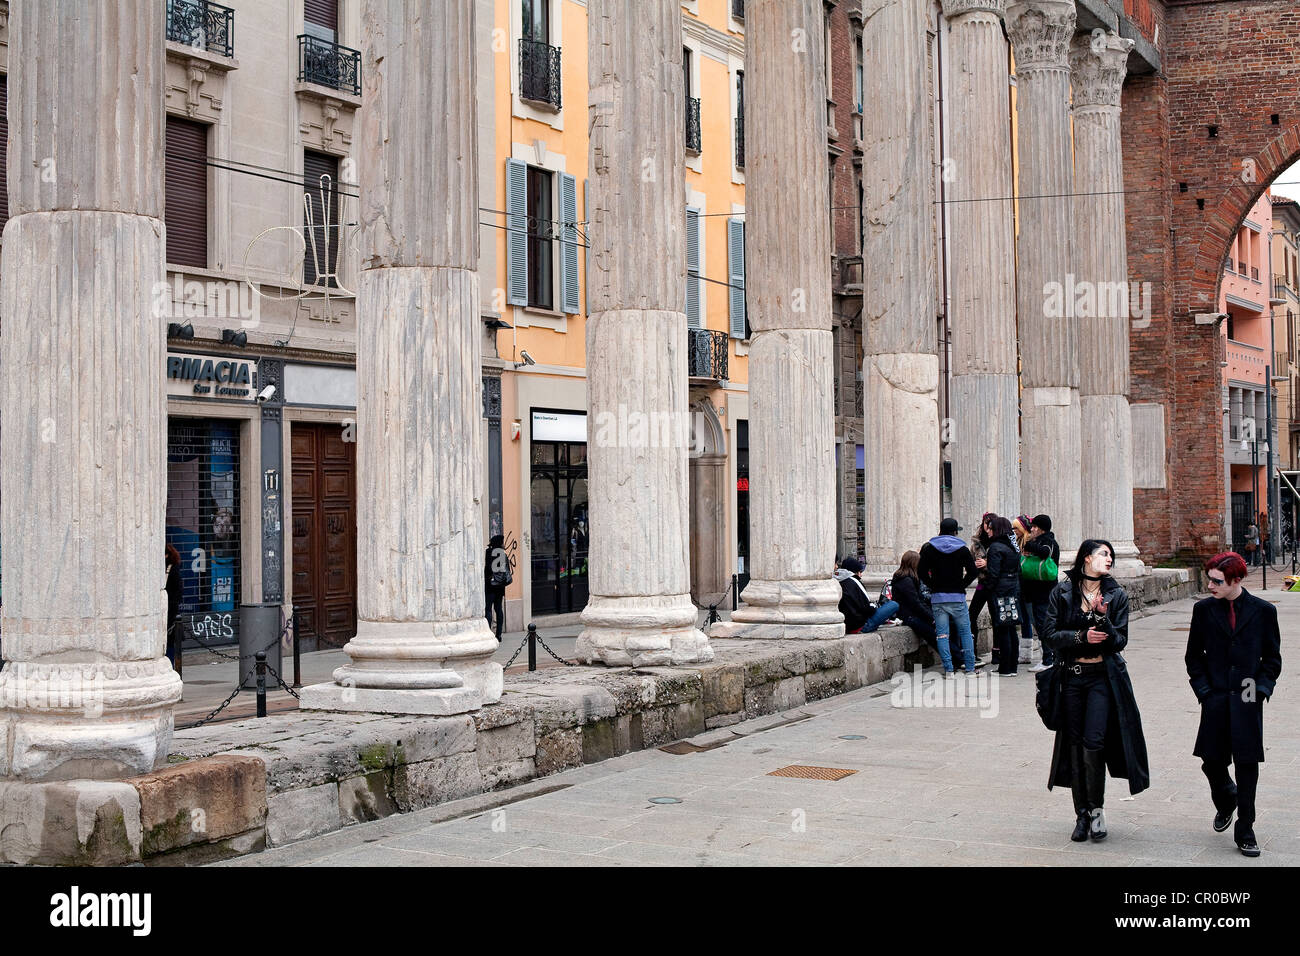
0, 2, 182, 782
300, 0, 501, 714
710, 0, 843, 639
1007, 0, 1081, 555
1072, 32, 1144, 574
861, 0, 941, 574
941, 0, 1020, 531
575, 0, 712, 666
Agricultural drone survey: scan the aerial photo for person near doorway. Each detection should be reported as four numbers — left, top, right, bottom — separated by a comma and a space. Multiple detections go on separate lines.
484, 534, 511, 642
1186, 552, 1282, 858
1244, 520, 1260, 566
164, 543, 182, 667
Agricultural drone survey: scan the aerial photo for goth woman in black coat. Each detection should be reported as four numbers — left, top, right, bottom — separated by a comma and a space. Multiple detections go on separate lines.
1041, 539, 1150, 843
983, 516, 1022, 676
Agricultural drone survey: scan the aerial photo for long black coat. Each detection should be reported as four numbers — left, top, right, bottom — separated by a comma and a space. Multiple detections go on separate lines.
1184, 589, 1282, 764
984, 537, 1021, 598
1041, 576, 1150, 795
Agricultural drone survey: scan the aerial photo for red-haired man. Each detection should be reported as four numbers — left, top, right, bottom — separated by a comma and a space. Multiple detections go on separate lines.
1185, 552, 1282, 857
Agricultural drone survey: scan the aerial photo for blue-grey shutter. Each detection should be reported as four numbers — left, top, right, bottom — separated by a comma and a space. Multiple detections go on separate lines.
506, 159, 528, 306
686, 205, 701, 327
728, 217, 746, 338
561, 173, 580, 313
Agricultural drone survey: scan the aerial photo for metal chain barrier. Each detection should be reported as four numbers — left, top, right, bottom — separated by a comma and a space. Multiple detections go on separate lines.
176, 615, 298, 729
263, 661, 301, 700
180, 683, 244, 730
532, 632, 576, 667
502, 634, 529, 669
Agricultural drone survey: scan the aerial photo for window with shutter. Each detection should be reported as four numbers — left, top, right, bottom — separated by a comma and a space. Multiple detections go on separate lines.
304, 0, 339, 35
165, 116, 209, 269
527, 166, 555, 310
303, 151, 340, 288
686, 206, 701, 328
728, 217, 747, 339
506, 159, 529, 306
560, 173, 580, 314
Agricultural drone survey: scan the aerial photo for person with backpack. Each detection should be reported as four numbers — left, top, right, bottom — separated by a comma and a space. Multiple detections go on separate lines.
484, 534, 512, 642
918, 518, 980, 675
1024, 514, 1061, 673
834, 556, 900, 633
984, 516, 1023, 676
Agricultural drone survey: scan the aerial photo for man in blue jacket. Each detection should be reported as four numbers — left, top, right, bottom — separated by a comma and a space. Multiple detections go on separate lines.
918, 518, 980, 676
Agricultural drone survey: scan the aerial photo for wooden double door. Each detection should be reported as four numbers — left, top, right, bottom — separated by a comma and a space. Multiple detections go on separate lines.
291, 423, 356, 648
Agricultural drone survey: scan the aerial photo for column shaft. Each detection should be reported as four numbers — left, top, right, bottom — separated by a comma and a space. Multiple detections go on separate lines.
711, 0, 843, 638
1072, 33, 1143, 572
0, 2, 181, 781
1007, 0, 1081, 552
942, 1, 1020, 531
301, 0, 501, 714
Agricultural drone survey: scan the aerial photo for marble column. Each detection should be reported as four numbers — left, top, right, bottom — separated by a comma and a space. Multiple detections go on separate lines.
0, 2, 182, 780
941, 0, 1020, 531
860, 0, 941, 575
575, 0, 712, 666
710, 0, 843, 639
1007, 0, 1080, 554
1072, 32, 1144, 573
301, 0, 501, 714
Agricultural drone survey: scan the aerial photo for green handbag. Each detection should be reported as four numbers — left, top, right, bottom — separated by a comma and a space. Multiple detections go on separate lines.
1020, 553, 1059, 582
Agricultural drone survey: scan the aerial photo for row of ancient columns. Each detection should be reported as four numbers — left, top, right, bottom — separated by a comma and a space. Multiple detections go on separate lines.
0, 0, 1145, 792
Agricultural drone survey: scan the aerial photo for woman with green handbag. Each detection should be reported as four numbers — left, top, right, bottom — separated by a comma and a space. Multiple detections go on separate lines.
1022, 514, 1060, 671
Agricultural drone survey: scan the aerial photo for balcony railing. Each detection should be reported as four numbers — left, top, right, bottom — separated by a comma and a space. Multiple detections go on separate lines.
166, 0, 234, 58
688, 328, 729, 382
298, 35, 361, 96
520, 38, 562, 109
686, 96, 702, 153
735, 115, 745, 169
1276, 278, 1289, 301
732, 0, 745, 19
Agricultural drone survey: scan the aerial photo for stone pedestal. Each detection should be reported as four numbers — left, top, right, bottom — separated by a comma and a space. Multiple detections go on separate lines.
861, 0, 941, 574
574, 1, 711, 667
710, 0, 842, 640
0, 1, 182, 784
1072, 32, 1145, 575
941, 0, 1020, 529
302, 0, 500, 713
1007, 0, 1081, 553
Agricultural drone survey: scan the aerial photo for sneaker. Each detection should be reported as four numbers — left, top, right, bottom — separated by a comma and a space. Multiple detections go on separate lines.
1029, 662, 1051, 673
1213, 806, 1235, 833
943, 670, 956, 680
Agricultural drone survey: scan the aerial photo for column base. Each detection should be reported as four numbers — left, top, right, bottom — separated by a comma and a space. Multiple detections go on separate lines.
707, 577, 845, 640
574, 595, 713, 667
298, 682, 482, 716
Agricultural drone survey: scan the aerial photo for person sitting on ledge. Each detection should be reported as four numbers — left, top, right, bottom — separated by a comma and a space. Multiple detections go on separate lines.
834, 556, 900, 634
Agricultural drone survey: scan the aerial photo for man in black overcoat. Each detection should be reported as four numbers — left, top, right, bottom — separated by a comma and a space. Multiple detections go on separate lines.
1185, 552, 1283, 857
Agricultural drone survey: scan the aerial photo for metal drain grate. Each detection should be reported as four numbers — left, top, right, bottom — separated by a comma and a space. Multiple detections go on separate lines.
767, 765, 857, 781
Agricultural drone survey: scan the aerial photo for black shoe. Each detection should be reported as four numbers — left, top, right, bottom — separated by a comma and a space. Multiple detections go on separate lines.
1071, 810, 1091, 842
1236, 834, 1261, 858
1089, 807, 1108, 841
1213, 807, 1235, 833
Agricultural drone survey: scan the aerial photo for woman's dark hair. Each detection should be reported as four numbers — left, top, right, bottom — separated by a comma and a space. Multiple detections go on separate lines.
165, 543, 181, 567
987, 515, 1013, 540
976, 512, 997, 546
1067, 538, 1116, 583
895, 550, 921, 580
488, 534, 504, 549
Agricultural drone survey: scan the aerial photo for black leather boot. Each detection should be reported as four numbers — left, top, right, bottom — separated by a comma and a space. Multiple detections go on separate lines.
1084, 748, 1108, 841
1070, 746, 1090, 842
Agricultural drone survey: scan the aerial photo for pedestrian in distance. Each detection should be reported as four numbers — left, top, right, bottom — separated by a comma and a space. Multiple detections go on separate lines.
1243, 520, 1260, 567
918, 518, 980, 676
1185, 552, 1282, 858
1023, 514, 1061, 673
1042, 539, 1150, 843
891, 550, 937, 650
164, 543, 183, 667
984, 516, 1023, 676
834, 557, 900, 633
484, 534, 511, 642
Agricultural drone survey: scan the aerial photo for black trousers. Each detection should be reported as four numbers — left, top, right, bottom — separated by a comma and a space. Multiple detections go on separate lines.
485, 591, 505, 641
1202, 759, 1259, 835
903, 614, 937, 647
1063, 663, 1111, 751
969, 586, 990, 628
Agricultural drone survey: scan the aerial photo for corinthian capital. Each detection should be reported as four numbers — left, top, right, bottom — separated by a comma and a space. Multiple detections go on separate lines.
1070, 33, 1136, 109
1006, 1, 1076, 72
940, 0, 1005, 20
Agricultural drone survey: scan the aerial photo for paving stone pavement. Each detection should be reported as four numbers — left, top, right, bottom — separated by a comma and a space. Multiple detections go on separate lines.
218, 590, 1299, 867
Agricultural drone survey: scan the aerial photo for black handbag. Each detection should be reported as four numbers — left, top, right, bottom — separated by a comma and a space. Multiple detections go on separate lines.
991, 595, 1020, 626
1035, 663, 1064, 731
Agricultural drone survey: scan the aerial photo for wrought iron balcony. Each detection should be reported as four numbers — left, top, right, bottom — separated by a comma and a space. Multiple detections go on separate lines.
166, 0, 234, 58
1274, 278, 1289, 302
520, 39, 562, 110
688, 328, 729, 382
298, 35, 361, 97
732, 0, 745, 19
686, 96, 702, 153
735, 115, 745, 169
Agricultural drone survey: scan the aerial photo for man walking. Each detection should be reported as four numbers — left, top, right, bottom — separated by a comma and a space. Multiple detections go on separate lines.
918, 518, 980, 675
1185, 552, 1282, 857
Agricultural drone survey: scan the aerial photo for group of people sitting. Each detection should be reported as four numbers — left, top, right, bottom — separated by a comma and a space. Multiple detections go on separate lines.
834, 512, 1061, 677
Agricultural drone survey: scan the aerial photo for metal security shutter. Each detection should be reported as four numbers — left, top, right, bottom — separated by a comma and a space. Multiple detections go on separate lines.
0, 75, 8, 236
167, 419, 243, 647
728, 217, 747, 338
506, 159, 529, 306
304, 0, 339, 32
686, 206, 701, 327
165, 117, 209, 268
560, 173, 580, 314
303, 150, 340, 287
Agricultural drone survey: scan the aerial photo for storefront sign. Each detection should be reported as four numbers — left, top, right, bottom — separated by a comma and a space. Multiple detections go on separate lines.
167, 352, 258, 400
532, 410, 587, 443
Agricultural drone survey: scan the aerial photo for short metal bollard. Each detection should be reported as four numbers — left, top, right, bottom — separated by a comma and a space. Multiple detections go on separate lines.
291, 606, 302, 688
255, 652, 267, 718
527, 623, 538, 672
732, 574, 739, 611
